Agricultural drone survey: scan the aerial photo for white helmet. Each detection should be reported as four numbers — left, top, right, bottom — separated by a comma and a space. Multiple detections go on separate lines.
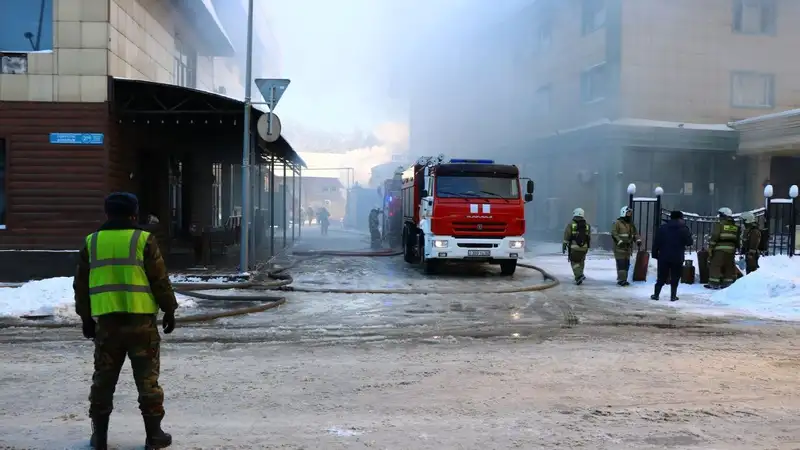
718, 207, 733, 217
620, 206, 632, 217
740, 211, 756, 224
572, 207, 585, 218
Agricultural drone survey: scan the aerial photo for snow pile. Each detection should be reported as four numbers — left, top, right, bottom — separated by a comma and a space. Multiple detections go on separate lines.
708, 256, 800, 320
0, 277, 197, 320
170, 275, 248, 284
530, 245, 800, 321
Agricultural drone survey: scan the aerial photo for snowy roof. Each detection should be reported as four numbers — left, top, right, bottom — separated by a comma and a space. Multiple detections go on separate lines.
612, 118, 734, 131
549, 118, 734, 137
729, 108, 800, 127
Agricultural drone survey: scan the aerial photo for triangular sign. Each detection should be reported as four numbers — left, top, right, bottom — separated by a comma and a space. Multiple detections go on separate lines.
254, 78, 290, 110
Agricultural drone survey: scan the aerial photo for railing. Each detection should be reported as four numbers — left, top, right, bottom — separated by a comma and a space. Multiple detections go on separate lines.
627, 183, 797, 256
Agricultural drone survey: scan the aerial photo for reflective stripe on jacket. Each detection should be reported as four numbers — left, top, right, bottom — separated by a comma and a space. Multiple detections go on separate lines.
86, 229, 158, 316
709, 220, 740, 253
563, 221, 591, 251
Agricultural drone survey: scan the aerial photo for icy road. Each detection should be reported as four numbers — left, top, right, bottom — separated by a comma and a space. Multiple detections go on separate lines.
0, 228, 798, 449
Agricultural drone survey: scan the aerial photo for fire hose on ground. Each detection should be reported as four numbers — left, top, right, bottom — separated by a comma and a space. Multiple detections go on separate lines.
1, 249, 560, 328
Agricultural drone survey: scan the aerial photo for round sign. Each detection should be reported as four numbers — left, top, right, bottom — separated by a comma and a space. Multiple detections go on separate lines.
257, 112, 282, 143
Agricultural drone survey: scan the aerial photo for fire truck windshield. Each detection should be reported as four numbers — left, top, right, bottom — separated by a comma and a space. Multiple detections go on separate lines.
435, 176, 519, 199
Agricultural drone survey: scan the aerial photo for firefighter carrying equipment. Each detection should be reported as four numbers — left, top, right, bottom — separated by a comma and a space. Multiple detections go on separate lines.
86, 229, 158, 316
564, 219, 591, 252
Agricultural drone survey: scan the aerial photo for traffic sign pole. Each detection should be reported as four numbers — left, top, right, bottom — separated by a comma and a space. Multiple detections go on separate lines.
239, 0, 255, 274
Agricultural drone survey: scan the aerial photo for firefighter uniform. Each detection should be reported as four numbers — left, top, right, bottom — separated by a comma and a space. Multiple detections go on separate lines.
740, 211, 761, 274
74, 192, 177, 450
611, 206, 641, 286
563, 208, 591, 284
706, 207, 740, 289
369, 208, 381, 249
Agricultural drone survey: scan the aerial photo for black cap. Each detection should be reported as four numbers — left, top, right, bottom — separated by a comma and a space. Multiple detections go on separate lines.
670, 210, 683, 220
104, 192, 139, 217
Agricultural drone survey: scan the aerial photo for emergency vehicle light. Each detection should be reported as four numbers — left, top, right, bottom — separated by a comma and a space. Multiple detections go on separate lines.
448, 159, 494, 164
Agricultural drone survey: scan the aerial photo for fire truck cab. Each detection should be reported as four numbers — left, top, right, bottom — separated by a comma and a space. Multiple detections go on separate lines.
400, 156, 534, 275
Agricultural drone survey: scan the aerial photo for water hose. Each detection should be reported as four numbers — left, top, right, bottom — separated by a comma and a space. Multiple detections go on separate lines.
2, 249, 561, 328
280, 262, 560, 295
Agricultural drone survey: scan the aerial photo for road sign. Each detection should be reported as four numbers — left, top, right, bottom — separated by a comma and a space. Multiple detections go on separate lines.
49, 133, 104, 145
254, 78, 290, 110
257, 112, 282, 143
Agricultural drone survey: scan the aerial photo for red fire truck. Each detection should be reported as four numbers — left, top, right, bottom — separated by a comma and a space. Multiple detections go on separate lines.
400, 156, 534, 275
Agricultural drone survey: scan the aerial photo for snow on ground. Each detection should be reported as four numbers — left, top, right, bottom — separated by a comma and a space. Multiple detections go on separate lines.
0, 277, 198, 320
531, 244, 800, 322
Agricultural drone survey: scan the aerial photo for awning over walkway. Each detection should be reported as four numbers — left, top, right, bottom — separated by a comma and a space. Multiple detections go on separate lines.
109, 77, 306, 168
536, 117, 739, 152
730, 109, 800, 155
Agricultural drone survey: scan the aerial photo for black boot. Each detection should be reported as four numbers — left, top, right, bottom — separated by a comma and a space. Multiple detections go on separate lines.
90, 414, 110, 449
144, 415, 172, 449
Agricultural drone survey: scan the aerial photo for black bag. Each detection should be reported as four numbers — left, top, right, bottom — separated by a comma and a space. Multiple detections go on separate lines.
573, 221, 588, 247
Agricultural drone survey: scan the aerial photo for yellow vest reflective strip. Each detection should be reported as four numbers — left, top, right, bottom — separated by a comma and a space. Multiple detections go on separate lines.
569, 222, 590, 250
86, 229, 158, 316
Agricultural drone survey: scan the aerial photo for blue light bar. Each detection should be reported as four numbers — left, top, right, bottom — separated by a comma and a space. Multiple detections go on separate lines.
448, 158, 494, 164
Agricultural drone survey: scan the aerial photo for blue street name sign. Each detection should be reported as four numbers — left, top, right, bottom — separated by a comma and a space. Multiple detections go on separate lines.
49, 133, 104, 145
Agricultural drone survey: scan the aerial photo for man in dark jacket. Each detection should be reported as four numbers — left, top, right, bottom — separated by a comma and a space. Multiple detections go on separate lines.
651, 210, 693, 301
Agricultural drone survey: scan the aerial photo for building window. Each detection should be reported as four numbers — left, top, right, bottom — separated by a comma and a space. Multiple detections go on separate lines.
174, 37, 197, 89
533, 84, 551, 115
733, 0, 776, 35
731, 71, 774, 108
0, 0, 54, 52
0, 139, 6, 229
211, 163, 223, 227
582, 0, 606, 35
581, 63, 607, 103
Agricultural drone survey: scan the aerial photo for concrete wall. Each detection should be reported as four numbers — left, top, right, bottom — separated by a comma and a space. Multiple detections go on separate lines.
0, 0, 274, 104
620, 0, 800, 123
0, 0, 109, 102
523, 0, 612, 136
108, 0, 238, 95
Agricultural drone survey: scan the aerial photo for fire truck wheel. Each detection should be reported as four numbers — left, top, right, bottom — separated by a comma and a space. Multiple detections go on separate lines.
499, 260, 517, 276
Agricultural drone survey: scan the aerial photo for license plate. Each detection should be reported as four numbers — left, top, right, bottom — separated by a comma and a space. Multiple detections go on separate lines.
468, 250, 491, 257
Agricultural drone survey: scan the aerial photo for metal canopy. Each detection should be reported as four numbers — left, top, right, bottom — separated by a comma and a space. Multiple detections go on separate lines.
110, 77, 306, 167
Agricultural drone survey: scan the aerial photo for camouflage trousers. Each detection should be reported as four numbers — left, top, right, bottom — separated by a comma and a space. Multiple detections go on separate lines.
90, 314, 164, 418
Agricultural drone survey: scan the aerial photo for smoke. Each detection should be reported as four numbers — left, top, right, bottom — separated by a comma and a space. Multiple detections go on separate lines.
295, 121, 409, 185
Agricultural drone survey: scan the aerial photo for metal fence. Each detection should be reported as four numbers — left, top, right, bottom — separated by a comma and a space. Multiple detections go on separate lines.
627, 183, 797, 256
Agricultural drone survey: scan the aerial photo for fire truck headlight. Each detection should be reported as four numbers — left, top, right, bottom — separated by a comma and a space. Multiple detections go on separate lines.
509, 240, 525, 249
433, 240, 449, 248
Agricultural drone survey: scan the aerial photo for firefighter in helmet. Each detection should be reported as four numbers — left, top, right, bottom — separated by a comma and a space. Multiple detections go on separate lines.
368, 206, 382, 249
706, 207, 740, 289
740, 211, 762, 274
611, 206, 641, 286
563, 207, 591, 285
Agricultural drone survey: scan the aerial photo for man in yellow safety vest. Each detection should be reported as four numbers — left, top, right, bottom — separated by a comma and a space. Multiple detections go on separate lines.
73, 192, 179, 449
